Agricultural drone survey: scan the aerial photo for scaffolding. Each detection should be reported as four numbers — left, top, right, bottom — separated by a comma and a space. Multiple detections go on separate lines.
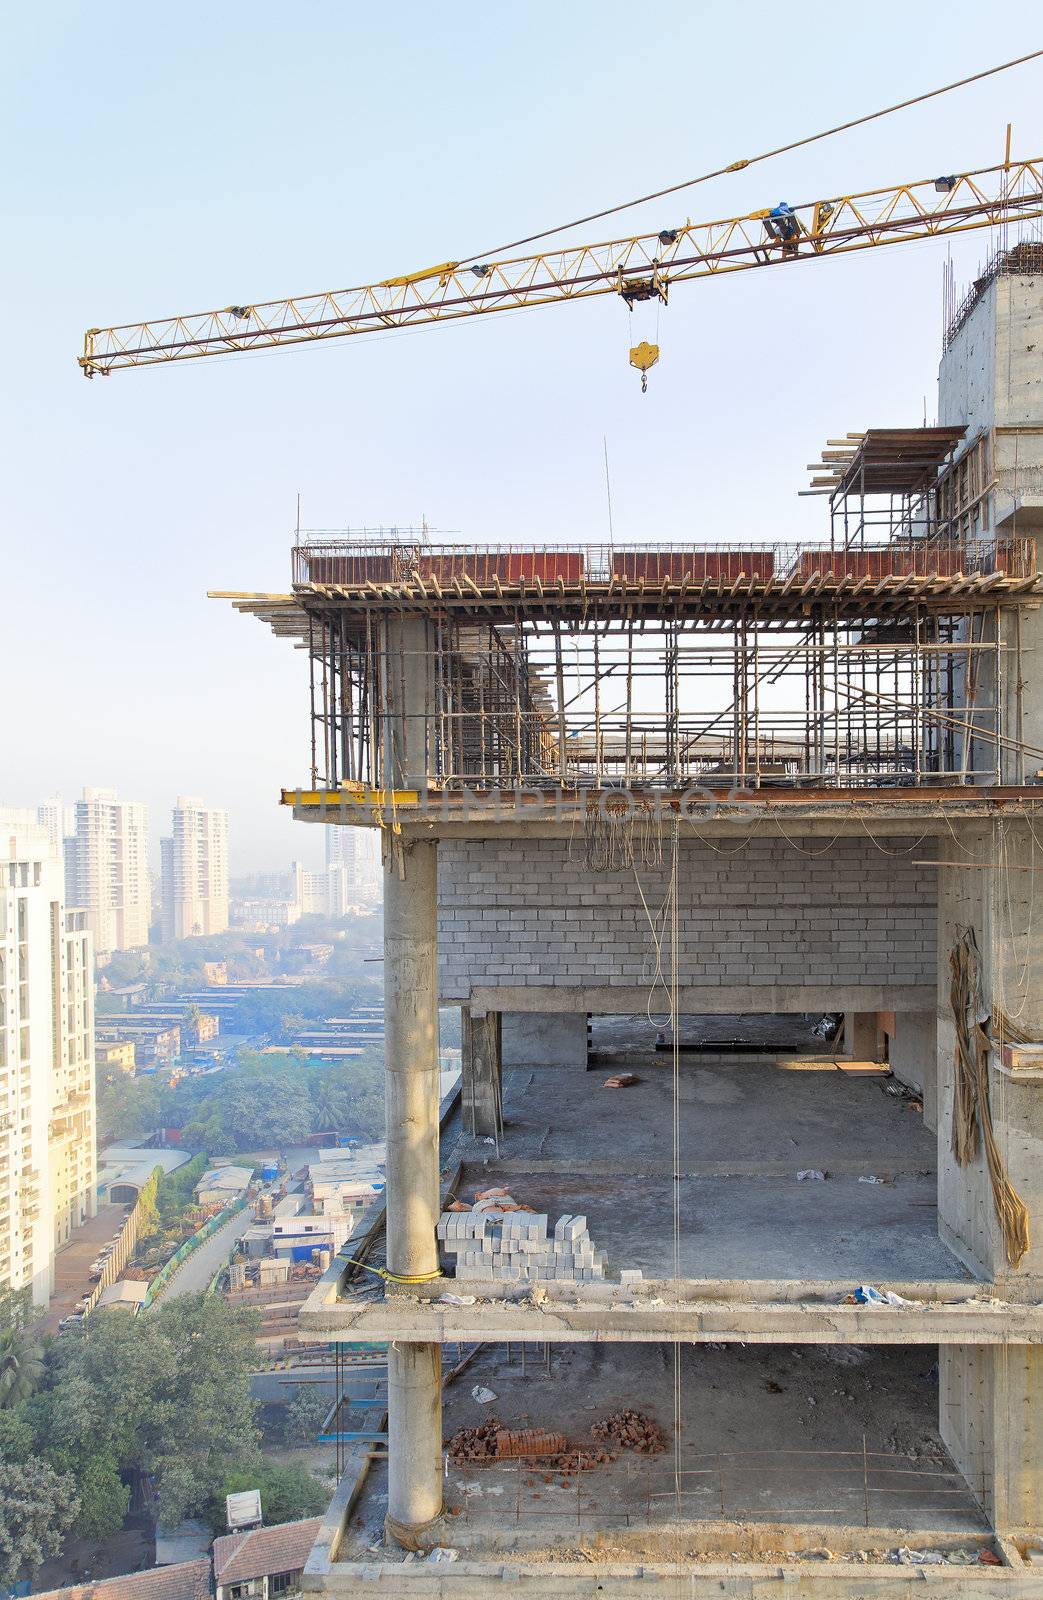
286, 552, 1037, 795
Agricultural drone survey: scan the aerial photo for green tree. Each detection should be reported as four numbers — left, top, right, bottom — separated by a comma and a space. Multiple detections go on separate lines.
75, 1452, 131, 1540
210, 1460, 327, 1533
95, 1068, 170, 1143
0, 1291, 42, 1411
0, 1407, 33, 1463
35, 1294, 260, 1532
0, 1460, 79, 1583
284, 1383, 329, 1444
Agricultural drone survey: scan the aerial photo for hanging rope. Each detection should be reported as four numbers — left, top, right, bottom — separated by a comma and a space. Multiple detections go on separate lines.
584, 796, 664, 872
948, 928, 1030, 1268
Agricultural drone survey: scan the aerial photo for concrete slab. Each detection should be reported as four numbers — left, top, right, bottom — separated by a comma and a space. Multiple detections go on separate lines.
312, 1341, 1000, 1590
299, 1056, 1013, 1345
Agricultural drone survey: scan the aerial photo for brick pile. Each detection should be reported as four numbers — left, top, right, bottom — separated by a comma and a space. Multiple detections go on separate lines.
447, 1409, 665, 1469
494, 1428, 567, 1458
591, 1408, 666, 1455
437, 1198, 606, 1282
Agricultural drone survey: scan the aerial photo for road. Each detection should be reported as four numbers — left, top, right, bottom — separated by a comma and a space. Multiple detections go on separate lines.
154, 1207, 247, 1300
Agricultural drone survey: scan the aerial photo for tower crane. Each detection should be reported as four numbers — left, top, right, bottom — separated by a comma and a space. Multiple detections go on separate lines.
79, 156, 1043, 387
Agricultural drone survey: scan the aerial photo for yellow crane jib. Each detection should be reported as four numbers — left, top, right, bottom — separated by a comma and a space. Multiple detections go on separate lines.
378, 262, 460, 289
77, 157, 1043, 376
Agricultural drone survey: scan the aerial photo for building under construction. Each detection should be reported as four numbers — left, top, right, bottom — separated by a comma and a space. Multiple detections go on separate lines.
217, 247, 1043, 1592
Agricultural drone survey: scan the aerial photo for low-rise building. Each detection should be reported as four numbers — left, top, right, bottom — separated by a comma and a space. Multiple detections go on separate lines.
212, 1519, 323, 1600
194, 1165, 253, 1206
97, 1039, 137, 1073
34, 1562, 212, 1600
97, 1145, 191, 1206
97, 1278, 150, 1313
95, 1018, 181, 1065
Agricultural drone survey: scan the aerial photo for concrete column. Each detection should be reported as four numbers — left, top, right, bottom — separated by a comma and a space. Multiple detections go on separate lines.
383, 838, 443, 1545
461, 1007, 502, 1138
842, 1011, 882, 1061
502, 1010, 588, 1068
890, 1011, 938, 1133
940, 1343, 1043, 1532
386, 1341, 443, 1543
384, 838, 440, 1278
384, 616, 433, 790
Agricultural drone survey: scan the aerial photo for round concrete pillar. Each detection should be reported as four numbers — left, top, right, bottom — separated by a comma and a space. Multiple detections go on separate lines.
386, 1340, 444, 1544
384, 837, 440, 1280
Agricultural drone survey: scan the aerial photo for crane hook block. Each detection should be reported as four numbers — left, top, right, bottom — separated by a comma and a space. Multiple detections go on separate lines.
629, 341, 659, 393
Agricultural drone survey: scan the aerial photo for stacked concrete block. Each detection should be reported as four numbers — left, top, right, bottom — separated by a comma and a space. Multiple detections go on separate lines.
436, 1203, 606, 1283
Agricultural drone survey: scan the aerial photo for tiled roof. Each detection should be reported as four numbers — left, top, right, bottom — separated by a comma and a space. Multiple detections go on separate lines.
34, 1558, 212, 1600
212, 1520, 322, 1586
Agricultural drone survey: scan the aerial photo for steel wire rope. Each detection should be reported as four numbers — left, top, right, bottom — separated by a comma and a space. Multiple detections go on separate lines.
767, 810, 840, 855
458, 48, 1043, 263
849, 804, 931, 855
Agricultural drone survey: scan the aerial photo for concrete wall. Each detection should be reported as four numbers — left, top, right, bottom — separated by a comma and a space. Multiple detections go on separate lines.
501, 1011, 587, 1069
889, 1011, 938, 1133
936, 821, 1043, 1282
439, 837, 937, 1011
941, 1343, 1043, 1532
939, 271, 1043, 531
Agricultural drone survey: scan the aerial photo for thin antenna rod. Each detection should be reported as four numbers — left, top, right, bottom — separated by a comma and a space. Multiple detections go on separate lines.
296, 492, 301, 540
603, 436, 615, 541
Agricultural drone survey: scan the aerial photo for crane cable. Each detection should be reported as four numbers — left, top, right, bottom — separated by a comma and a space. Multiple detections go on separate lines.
460, 46, 1043, 265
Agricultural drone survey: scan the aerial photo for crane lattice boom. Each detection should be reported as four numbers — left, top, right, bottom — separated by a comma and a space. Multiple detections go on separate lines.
80, 158, 1043, 376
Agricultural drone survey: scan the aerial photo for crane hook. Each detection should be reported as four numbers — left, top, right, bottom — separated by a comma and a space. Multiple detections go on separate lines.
629, 341, 659, 393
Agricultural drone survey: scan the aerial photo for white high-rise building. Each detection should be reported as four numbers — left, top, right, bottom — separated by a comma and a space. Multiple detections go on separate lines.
161, 797, 229, 941
326, 825, 380, 913
0, 818, 95, 1306
71, 787, 151, 954
37, 796, 77, 905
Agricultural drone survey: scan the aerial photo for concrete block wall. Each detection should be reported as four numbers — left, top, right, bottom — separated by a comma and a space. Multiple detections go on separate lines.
438, 836, 937, 1000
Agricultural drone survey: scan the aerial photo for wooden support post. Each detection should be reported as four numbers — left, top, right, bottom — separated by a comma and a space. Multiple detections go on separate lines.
461, 1008, 503, 1140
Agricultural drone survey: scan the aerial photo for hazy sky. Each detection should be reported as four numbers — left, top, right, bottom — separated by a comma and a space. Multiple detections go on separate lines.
3, 3, 1041, 870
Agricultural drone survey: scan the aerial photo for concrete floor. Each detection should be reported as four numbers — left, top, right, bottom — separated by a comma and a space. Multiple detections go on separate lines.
337, 1341, 989, 1563
445, 1055, 968, 1284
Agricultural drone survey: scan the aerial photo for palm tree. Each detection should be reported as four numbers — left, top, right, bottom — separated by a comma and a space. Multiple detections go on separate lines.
0, 1324, 44, 1408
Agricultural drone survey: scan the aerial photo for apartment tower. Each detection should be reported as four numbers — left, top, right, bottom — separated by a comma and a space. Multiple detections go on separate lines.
0, 820, 96, 1306
160, 796, 229, 941
71, 786, 151, 954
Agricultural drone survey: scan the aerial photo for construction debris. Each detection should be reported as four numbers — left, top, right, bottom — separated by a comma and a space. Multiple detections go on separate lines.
590, 1409, 667, 1455
602, 1073, 641, 1088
